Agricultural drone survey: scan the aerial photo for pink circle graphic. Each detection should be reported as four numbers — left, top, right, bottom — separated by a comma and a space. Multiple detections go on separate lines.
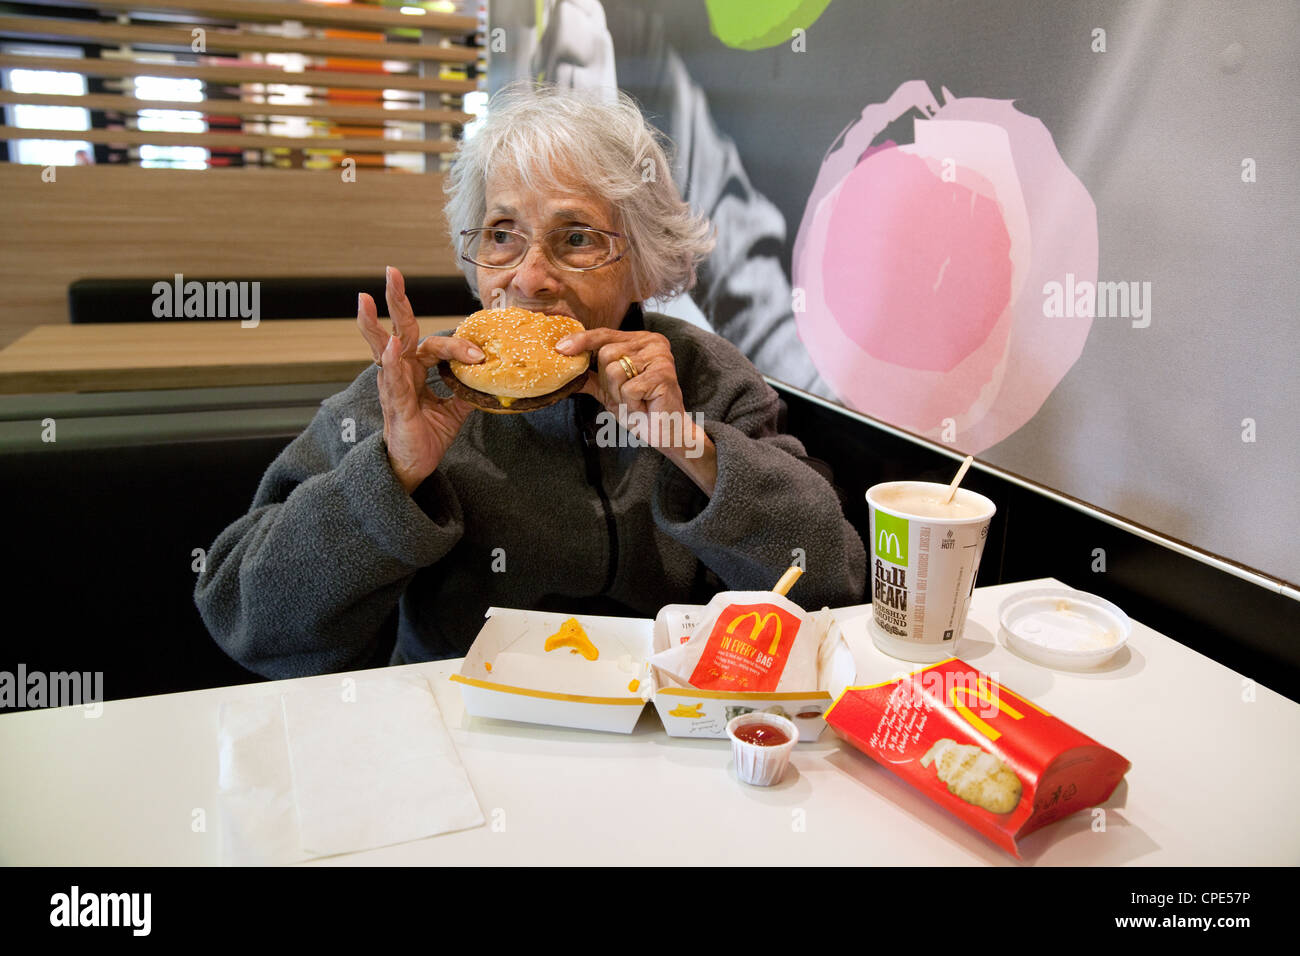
793, 81, 1099, 452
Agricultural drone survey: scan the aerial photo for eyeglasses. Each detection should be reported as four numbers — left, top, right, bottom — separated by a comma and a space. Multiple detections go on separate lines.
459, 226, 627, 272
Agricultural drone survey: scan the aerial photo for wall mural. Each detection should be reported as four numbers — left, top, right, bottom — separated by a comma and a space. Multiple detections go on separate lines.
705, 0, 833, 50
794, 80, 1097, 452
488, 0, 1300, 584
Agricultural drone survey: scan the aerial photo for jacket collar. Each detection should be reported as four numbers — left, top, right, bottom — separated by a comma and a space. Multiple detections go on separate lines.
619, 301, 646, 333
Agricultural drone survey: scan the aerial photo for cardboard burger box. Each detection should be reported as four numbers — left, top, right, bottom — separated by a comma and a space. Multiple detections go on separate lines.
450, 602, 855, 740
650, 603, 854, 741
449, 608, 655, 734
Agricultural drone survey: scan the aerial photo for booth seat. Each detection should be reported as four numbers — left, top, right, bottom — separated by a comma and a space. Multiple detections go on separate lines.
68, 275, 480, 324
1, 382, 1295, 709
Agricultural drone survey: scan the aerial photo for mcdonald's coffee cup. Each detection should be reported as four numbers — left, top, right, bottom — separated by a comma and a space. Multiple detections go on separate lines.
866, 481, 996, 662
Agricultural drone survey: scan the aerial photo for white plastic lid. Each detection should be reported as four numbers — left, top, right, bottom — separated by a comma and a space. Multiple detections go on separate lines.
998, 587, 1131, 669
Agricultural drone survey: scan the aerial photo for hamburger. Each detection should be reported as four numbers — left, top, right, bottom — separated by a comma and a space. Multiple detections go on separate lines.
438, 307, 590, 413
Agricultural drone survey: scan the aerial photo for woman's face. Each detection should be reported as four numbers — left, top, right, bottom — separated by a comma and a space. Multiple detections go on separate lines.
475, 173, 639, 330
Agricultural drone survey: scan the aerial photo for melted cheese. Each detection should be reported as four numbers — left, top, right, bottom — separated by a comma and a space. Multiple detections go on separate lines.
498, 396, 516, 407
543, 617, 599, 661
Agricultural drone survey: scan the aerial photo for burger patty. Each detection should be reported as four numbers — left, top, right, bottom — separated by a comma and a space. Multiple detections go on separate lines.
438, 360, 589, 414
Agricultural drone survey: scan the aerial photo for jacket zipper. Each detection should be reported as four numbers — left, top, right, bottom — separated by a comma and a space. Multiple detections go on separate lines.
576, 398, 619, 596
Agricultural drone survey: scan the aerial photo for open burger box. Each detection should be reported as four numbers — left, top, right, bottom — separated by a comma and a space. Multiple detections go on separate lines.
449, 601, 856, 740
651, 603, 854, 740
449, 608, 655, 734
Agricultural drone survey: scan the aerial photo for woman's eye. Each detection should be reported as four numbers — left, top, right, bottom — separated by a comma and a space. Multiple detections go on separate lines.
491, 230, 512, 244
565, 231, 591, 247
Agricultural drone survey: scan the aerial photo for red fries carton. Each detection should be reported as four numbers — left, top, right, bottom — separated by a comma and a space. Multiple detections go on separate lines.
824, 658, 1129, 857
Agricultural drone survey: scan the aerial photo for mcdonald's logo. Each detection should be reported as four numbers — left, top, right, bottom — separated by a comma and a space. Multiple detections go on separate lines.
877, 531, 902, 559
874, 510, 908, 564
691, 602, 801, 691
727, 610, 783, 656
950, 677, 1025, 741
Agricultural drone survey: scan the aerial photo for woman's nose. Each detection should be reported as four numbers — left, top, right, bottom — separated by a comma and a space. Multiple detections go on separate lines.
510, 241, 560, 298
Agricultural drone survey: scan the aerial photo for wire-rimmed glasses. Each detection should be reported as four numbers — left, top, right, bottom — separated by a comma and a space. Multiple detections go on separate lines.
459, 226, 627, 272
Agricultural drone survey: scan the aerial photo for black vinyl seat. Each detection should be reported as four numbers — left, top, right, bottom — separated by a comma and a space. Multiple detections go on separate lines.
68, 275, 481, 324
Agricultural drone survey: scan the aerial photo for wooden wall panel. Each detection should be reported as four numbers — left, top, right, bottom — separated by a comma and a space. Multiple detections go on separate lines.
0, 164, 462, 347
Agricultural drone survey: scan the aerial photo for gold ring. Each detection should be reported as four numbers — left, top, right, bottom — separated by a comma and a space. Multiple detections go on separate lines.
618, 355, 639, 379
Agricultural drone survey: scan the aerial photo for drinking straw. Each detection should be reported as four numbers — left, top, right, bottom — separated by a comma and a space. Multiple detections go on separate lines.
942, 455, 974, 504
773, 565, 804, 596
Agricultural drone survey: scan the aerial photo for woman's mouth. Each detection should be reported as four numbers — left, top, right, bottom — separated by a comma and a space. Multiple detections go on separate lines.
517, 305, 573, 319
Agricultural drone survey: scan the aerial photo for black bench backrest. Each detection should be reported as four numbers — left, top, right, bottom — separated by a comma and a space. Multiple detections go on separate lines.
69, 276, 480, 323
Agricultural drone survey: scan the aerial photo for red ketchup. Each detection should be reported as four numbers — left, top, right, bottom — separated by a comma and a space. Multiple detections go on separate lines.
734, 723, 790, 746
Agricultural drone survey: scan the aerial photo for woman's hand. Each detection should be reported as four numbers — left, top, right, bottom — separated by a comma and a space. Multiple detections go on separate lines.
556, 326, 718, 496
356, 266, 481, 495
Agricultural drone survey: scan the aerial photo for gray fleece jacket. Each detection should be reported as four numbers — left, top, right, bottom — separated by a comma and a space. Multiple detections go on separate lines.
195, 307, 867, 680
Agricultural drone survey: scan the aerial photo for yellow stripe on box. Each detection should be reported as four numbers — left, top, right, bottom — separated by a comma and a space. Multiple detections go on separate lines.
449, 673, 645, 706
654, 687, 831, 701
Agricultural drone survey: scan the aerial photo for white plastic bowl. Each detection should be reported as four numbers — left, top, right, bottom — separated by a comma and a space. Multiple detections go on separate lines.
998, 587, 1131, 669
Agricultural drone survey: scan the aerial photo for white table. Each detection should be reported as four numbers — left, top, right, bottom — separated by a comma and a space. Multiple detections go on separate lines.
2, 578, 1297, 866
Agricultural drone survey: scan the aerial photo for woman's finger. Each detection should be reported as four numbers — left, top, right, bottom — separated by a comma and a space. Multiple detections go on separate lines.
436, 394, 476, 433
415, 333, 485, 366
379, 335, 427, 426
356, 293, 389, 363
594, 353, 628, 406
619, 354, 656, 384
555, 325, 634, 356
619, 370, 662, 405
590, 343, 638, 401
616, 342, 684, 411
609, 344, 663, 390
384, 266, 420, 352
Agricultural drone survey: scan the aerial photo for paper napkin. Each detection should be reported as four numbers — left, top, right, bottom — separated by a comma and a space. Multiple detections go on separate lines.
217, 672, 483, 865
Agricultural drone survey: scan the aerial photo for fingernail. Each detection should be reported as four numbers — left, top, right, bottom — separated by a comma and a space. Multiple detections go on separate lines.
555, 337, 573, 353
467, 346, 484, 361
357, 293, 364, 312
385, 266, 393, 282
387, 335, 399, 355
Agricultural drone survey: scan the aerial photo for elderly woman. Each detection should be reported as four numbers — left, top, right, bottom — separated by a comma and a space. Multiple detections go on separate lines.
196, 85, 865, 678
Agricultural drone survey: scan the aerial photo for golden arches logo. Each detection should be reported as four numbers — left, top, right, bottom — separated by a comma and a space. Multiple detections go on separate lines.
950, 677, 1025, 741
877, 530, 903, 560
726, 611, 783, 656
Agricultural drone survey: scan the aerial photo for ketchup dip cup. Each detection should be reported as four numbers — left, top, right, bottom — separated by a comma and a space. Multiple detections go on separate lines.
726, 712, 799, 787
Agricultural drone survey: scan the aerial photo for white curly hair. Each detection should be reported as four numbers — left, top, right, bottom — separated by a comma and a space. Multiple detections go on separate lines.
444, 82, 715, 302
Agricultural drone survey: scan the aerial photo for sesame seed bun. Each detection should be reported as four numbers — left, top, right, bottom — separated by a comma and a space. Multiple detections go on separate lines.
439, 307, 590, 414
